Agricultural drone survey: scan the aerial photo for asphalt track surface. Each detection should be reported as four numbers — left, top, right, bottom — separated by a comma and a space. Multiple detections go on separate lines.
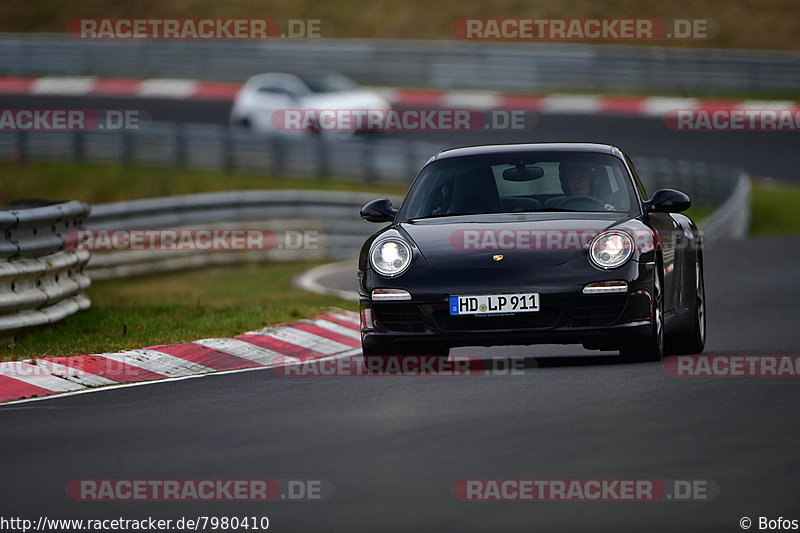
0, 93, 797, 180
2, 93, 799, 532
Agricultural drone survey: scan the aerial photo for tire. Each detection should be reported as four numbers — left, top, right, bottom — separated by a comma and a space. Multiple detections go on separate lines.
231, 116, 250, 129
620, 266, 664, 362
667, 254, 706, 355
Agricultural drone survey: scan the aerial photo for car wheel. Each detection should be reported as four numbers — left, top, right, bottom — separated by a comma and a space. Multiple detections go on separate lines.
231, 115, 251, 129
620, 267, 664, 362
667, 254, 706, 355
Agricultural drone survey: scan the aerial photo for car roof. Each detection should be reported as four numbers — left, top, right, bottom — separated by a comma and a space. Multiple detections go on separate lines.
429, 142, 624, 162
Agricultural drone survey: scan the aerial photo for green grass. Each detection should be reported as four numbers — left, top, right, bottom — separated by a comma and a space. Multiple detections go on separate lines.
0, 161, 408, 205
750, 180, 800, 234
0, 261, 357, 359
683, 205, 714, 223
1, 0, 799, 51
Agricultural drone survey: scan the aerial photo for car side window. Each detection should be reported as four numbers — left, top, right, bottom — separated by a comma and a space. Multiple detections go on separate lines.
257, 85, 296, 98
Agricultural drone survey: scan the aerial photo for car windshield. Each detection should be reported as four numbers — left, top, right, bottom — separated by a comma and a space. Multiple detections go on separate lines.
400, 151, 636, 219
299, 72, 359, 93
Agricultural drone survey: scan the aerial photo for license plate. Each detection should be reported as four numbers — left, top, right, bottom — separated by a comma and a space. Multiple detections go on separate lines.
449, 293, 540, 315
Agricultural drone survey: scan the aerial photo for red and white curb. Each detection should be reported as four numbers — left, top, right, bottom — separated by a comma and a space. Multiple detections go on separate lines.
0, 76, 242, 101
0, 309, 361, 405
2, 76, 798, 117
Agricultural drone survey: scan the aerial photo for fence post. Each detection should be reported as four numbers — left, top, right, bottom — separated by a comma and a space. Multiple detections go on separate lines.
14, 131, 27, 164
270, 135, 285, 175
174, 122, 187, 168
404, 139, 418, 183
314, 136, 330, 178
121, 129, 133, 164
360, 138, 376, 183
221, 127, 234, 173
71, 131, 85, 161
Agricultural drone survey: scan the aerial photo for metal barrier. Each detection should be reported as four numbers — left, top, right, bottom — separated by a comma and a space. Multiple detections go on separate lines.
85, 190, 392, 279
0, 201, 91, 340
1, 34, 799, 95
699, 173, 751, 243
1, 124, 436, 185
0, 121, 748, 215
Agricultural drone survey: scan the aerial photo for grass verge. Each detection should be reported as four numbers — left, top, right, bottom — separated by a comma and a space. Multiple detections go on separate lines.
0, 261, 357, 359
750, 180, 800, 235
0, 161, 408, 205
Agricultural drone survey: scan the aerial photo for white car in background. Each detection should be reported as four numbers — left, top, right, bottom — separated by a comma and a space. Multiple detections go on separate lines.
230, 72, 391, 135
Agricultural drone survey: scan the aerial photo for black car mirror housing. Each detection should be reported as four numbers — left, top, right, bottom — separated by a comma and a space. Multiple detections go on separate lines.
646, 189, 692, 213
360, 198, 398, 222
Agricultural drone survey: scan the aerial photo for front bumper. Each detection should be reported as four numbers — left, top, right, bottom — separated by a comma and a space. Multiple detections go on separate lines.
360, 260, 656, 350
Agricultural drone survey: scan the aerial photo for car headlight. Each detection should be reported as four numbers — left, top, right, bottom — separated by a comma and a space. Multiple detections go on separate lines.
370, 238, 412, 277
589, 230, 634, 269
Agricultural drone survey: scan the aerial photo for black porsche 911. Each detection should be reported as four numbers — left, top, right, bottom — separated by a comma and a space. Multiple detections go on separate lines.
357, 143, 706, 363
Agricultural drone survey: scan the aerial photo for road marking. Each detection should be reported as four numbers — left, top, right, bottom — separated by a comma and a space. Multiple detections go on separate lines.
194, 338, 299, 366
540, 94, 602, 114
98, 349, 213, 378
31, 76, 96, 95
308, 318, 361, 339
0, 361, 85, 392
443, 91, 501, 110
641, 97, 699, 117
33, 359, 117, 387
137, 79, 198, 99
325, 310, 359, 325
245, 327, 352, 355
0, 311, 358, 406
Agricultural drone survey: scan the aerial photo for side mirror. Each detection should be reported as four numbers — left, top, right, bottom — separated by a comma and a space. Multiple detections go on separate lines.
645, 189, 691, 213
360, 198, 397, 222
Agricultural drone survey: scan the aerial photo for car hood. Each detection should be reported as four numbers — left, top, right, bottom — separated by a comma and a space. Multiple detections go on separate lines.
399, 214, 629, 269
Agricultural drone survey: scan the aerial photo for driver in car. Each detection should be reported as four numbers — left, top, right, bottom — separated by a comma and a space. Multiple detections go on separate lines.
560, 162, 618, 211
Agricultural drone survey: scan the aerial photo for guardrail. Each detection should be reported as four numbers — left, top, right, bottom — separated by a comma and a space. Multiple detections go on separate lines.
1, 34, 799, 95
698, 173, 751, 243
0, 121, 748, 214
85, 190, 390, 279
0, 201, 91, 341
1, 123, 435, 185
